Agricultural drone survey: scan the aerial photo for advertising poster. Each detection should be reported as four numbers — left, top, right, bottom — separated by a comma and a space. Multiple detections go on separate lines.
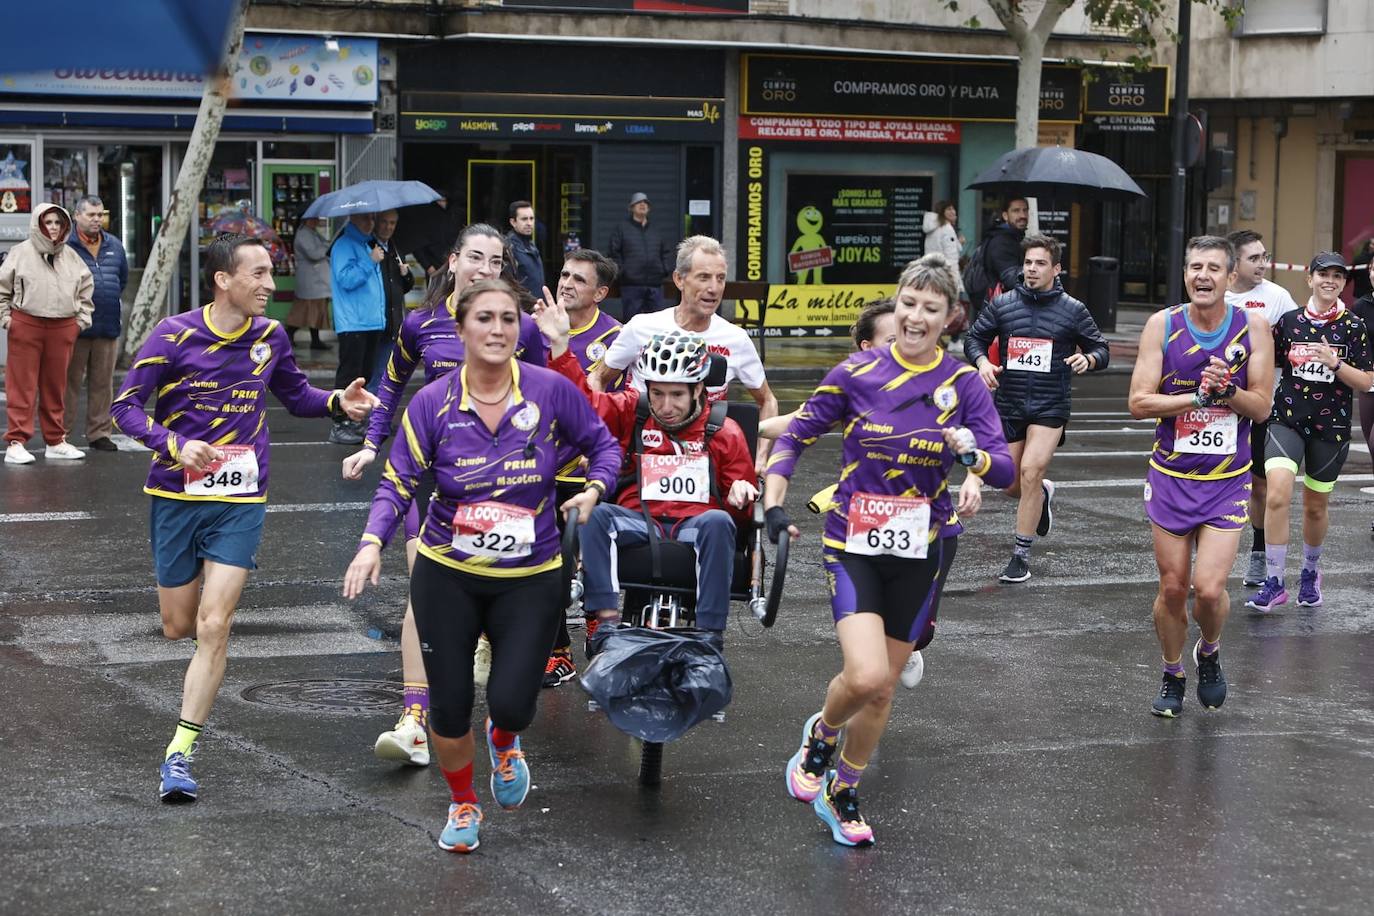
784, 173, 932, 285
0, 144, 33, 216
735, 284, 894, 337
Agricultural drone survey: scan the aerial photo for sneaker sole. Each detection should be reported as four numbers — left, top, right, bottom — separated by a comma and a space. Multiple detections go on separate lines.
998, 571, 1031, 583
1036, 485, 1054, 537
1150, 706, 1181, 718
374, 734, 430, 766
811, 793, 874, 847
1296, 598, 1322, 607
438, 837, 479, 853
1245, 598, 1287, 612
159, 787, 198, 803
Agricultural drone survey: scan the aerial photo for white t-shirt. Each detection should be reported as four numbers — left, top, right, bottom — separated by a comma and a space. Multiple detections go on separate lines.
1225, 279, 1299, 327
603, 308, 767, 400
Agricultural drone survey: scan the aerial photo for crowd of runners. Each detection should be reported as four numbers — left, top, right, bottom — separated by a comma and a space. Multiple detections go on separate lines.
105, 211, 1372, 852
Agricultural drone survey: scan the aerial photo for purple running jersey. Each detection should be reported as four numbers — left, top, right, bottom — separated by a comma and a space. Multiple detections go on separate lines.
566, 308, 623, 391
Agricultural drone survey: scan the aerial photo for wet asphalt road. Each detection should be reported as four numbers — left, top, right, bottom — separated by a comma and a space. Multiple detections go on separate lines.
2, 371, 1373, 915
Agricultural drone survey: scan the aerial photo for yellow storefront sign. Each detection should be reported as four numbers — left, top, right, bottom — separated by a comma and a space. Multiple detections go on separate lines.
734, 284, 893, 330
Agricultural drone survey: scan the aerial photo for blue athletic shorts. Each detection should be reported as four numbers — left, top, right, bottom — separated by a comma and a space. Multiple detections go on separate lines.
149, 498, 266, 587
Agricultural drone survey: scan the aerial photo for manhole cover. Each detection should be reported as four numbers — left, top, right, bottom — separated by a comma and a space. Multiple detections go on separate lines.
241, 678, 403, 714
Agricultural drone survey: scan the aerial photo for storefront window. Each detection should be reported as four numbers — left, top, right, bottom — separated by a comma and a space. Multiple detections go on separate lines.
43, 146, 90, 213
0, 141, 35, 215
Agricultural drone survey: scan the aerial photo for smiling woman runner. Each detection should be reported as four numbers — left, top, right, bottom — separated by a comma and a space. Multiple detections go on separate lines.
343, 278, 620, 854
763, 252, 1013, 847
342, 223, 546, 768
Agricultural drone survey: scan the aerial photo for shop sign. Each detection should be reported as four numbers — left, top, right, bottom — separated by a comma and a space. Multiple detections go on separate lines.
401, 92, 723, 140
0, 34, 379, 103
1085, 67, 1169, 117
1089, 114, 1164, 133
735, 284, 894, 335
743, 54, 1082, 124
785, 174, 932, 285
738, 116, 959, 144
503, 0, 748, 10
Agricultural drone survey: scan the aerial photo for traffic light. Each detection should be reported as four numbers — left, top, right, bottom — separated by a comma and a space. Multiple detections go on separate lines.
1205, 148, 1235, 191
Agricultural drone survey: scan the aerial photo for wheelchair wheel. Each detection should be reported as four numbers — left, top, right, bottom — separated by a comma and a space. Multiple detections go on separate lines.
639, 740, 663, 787
762, 530, 789, 628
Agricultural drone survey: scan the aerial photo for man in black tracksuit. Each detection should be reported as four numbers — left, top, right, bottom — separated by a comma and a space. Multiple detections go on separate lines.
608, 191, 676, 320
965, 233, 1111, 583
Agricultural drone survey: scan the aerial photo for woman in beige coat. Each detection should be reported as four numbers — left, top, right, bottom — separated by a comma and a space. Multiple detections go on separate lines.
0, 202, 94, 464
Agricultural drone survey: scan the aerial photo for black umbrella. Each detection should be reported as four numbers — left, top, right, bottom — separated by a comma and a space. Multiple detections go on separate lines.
967, 147, 1146, 204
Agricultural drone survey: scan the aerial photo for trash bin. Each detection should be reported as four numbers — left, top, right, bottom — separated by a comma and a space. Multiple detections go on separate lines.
1087, 256, 1119, 333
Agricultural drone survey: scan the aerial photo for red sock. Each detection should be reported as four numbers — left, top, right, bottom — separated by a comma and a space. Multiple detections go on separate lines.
489, 724, 518, 749
441, 763, 478, 805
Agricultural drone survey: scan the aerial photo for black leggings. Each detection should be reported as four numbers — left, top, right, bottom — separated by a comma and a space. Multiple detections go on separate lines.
410, 555, 563, 738
1360, 392, 1374, 475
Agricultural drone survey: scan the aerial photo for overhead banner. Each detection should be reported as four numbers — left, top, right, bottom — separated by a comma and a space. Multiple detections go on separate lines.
739, 116, 959, 144
735, 284, 895, 336
401, 92, 723, 141
1084, 66, 1170, 117
743, 53, 1083, 124
0, 34, 379, 102
784, 174, 932, 285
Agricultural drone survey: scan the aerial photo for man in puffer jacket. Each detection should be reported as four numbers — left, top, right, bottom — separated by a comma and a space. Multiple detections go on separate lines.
1, 202, 94, 465
64, 194, 128, 452
964, 233, 1110, 583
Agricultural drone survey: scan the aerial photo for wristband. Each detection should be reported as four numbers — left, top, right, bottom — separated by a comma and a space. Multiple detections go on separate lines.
582, 479, 607, 498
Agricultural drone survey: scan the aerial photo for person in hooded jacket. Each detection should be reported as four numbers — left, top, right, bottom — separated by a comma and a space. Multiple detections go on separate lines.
965, 233, 1110, 583
1, 202, 94, 465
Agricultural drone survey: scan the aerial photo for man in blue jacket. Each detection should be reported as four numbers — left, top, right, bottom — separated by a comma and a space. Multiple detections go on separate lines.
329, 212, 385, 444
965, 233, 1110, 583
64, 195, 128, 452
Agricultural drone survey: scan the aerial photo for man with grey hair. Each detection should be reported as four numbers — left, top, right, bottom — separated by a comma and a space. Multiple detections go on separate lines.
594, 234, 778, 472
607, 191, 675, 320
64, 194, 128, 451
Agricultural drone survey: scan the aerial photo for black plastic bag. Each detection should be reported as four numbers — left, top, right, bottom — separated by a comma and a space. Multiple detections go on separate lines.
579, 627, 732, 743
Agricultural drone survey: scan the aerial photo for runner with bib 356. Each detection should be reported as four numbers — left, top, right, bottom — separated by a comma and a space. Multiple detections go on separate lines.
1128, 236, 1274, 718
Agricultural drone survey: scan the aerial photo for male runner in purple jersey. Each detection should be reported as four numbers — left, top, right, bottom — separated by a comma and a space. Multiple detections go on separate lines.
113, 235, 378, 802
1128, 236, 1274, 717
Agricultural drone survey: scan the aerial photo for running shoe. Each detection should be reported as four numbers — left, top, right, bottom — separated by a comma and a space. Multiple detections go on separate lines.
785, 711, 836, 803
45, 441, 85, 460
1150, 672, 1186, 718
374, 714, 430, 766
327, 421, 363, 446
486, 718, 530, 810
473, 634, 492, 688
1192, 640, 1227, 710
1296, 568, 1323, 607
1242, 550, 1266, 587
899, 650, 925, 689
542, 650, 576, 688
1246, 576, 1288, 613
438, 802, 483, 853
4, 442, 34, 465
998, 555, 1031, 583
584, 615, 601, 659
158, 751, 198, 803
812, 774, 875, 847
1036, 479, 1056, 537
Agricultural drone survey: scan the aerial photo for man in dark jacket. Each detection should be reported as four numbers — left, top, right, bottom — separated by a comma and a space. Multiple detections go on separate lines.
608, 192, 676, 320
965, 233, 1110, 583
505, 199, 544, 296
983, 197, 1029, 293
64, 195, 128, 452
370, 209, 414, 393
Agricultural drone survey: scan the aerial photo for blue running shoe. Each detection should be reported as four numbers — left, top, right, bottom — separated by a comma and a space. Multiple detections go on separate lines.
812, 773, 875, 847
158, 752, 198, 803
1151, 672, 1186, 718
1296, 568, 1323, 607
1192, 640, 1227, 710
1245, 576, 1288, 613
486, 718, 530, 810
438, 802, 483, 853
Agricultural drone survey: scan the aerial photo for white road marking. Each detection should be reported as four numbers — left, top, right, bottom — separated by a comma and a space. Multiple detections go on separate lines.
0, 511, 96, 523
0, 502, 368, 524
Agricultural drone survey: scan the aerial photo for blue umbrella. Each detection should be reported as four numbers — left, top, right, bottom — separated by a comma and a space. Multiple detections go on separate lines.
967, 147, 1146, 204
303, 180, 442, 219
6, 2, 239, 74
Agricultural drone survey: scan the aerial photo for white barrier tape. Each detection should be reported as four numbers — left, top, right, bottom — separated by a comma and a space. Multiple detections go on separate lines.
1270, 261, 1355, 272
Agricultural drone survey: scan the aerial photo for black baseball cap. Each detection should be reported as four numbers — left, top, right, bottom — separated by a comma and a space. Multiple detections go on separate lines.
1308, 251, 1349, 274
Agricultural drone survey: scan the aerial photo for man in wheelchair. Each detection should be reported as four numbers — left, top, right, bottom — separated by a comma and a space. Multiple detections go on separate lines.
537, 301, 758, 651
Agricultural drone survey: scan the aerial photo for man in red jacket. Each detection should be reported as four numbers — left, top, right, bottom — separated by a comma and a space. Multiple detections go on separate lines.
538, 300, 756, 645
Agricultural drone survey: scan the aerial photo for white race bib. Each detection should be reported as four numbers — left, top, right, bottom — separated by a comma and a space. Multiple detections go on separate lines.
1006, 337, 1053, 373
640, 453, 710, 504
1175, 407, 1237, 455
451, 501, 536, 559
845, 491, 931, 559
1289, 342, 1338, 384
183, 445, 259, 496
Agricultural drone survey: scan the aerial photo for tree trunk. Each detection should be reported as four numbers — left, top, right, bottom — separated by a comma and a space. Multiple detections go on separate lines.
123, 0, 247, 359
1014, 31, 1048, 150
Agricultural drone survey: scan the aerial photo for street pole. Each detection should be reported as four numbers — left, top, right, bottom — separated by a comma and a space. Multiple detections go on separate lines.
1165, 0, 1191, 307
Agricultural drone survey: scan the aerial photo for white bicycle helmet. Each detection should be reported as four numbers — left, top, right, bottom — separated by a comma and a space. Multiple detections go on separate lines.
634, 330, 711, 384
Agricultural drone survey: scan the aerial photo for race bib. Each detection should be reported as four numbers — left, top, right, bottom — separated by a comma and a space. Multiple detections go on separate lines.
1006, 337, 1053, 373
640, 453, 709, 504
845, 491, 930, 559
1289, 343, 1338, 384
183, 445, 259, 496
1175, 407, 1237, 455
451, 501, 536, 559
